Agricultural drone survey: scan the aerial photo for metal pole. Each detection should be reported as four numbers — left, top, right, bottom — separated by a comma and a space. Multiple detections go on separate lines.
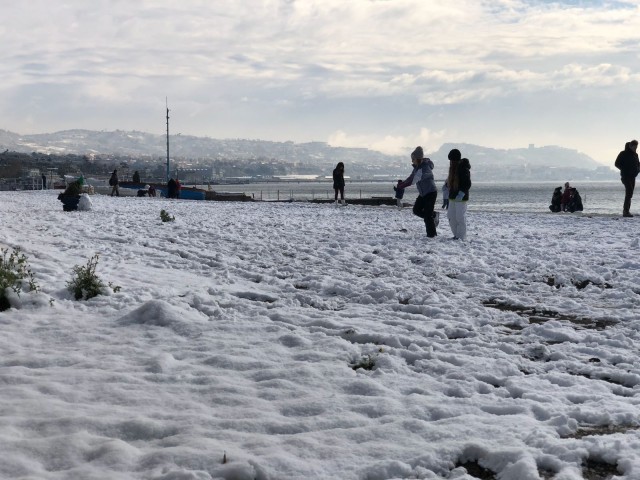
166, 98, 170, 182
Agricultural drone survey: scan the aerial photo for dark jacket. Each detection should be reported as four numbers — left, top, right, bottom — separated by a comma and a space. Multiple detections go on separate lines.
449, 158, 471, 201
333, 168, 345, 189
549, 187, 562, 212
567, 189, 583, 213
167, 178, 178, 198
109, 172, 119, 186
615, 145, 640, 179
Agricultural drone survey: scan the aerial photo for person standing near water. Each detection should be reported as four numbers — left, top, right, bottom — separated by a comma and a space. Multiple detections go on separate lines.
333, 162, 346, 205
109, 170, 120, 197
447, 149, 472, 240
615, 140, 639, 217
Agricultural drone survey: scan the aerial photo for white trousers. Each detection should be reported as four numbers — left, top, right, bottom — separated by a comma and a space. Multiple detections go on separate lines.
447, 200, 467, 240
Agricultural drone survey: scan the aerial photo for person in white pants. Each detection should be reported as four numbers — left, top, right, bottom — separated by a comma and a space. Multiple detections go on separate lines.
446, 150, 472, 240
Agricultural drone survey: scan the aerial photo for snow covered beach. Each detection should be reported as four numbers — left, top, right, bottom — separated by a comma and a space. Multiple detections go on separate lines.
1, 190, 639, 480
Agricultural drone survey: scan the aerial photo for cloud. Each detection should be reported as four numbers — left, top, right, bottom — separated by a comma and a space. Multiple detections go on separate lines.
2, 0, 640, 162
328, 128, 446, 156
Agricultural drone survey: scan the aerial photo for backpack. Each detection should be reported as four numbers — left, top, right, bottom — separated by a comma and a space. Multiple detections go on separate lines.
615, 155, 622, 170
109, 176, 116, 186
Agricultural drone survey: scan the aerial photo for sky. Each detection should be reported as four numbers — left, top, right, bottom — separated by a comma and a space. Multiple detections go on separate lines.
2, 1, 640, 165
1, 189, 640, 479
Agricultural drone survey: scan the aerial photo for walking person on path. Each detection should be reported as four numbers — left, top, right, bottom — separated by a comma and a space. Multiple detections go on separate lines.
615, 140, 639, 217
396, 146, 438, 237
109, 170, 120, 197
446, 149, 472, 240
333, 162, 346, 205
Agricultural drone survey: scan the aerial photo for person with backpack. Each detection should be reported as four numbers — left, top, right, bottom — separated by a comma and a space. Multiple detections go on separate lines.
447, 150, 471, 241
615, 140, 639, 217
109, 170, 119, 197
396, 146, 438, 237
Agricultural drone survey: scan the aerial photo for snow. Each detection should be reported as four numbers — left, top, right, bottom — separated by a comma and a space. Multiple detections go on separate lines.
1, 189, 639, 480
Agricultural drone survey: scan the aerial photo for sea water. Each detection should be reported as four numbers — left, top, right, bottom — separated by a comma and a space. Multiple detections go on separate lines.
212, 181, 627, 215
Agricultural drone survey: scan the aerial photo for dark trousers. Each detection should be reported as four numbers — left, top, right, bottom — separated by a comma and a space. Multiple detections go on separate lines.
413, 191, 438, 237
334, 187, 344, 200
622, 177, 635, 213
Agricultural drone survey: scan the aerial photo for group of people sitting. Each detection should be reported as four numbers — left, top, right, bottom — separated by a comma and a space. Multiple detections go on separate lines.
550, 182, 583, 213
137, 185, 157, 197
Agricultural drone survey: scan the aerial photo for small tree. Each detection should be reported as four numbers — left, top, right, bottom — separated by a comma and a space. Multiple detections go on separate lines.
0, 248, 39, 311
160, 209, 175, 222
67, 254, 120, 300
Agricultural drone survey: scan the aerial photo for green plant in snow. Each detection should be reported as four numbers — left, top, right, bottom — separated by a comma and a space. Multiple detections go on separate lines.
350, 354, 377, 371
0, 247, 39, 311
160, 209, 175, 222
67, 254, 119, 300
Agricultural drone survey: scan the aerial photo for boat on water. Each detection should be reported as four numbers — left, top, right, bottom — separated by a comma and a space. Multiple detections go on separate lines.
118, 182, 205, 200
118, 182, 252, 201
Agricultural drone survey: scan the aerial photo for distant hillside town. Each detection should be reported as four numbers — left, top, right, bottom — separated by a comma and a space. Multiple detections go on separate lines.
0, 129, 617, 186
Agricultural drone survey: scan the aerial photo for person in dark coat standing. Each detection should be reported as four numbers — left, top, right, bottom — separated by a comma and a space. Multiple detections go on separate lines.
132, 170, 141, 184
167, 178, 178, 199
109, 170, 119, 197
333, 162, 346, 205
615, 140, 639, 217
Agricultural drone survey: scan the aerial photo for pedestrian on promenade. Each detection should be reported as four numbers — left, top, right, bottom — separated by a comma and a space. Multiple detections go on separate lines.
615, 140, 639, 217
333, 162, 346, 205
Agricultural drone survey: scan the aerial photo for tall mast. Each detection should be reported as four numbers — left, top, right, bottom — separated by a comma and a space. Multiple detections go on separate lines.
166, 98, 170, 182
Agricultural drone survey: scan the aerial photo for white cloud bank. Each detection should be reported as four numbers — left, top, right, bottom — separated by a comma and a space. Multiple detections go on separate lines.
1, 0, 640, 163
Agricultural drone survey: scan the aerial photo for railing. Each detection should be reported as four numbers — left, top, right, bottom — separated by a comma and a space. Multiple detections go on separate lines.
0, 177, 46, 191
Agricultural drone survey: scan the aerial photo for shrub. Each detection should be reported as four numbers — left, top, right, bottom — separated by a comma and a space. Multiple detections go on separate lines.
67, 254, 119, 300
160, 209, 175, 222
0, 247, 39, 311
